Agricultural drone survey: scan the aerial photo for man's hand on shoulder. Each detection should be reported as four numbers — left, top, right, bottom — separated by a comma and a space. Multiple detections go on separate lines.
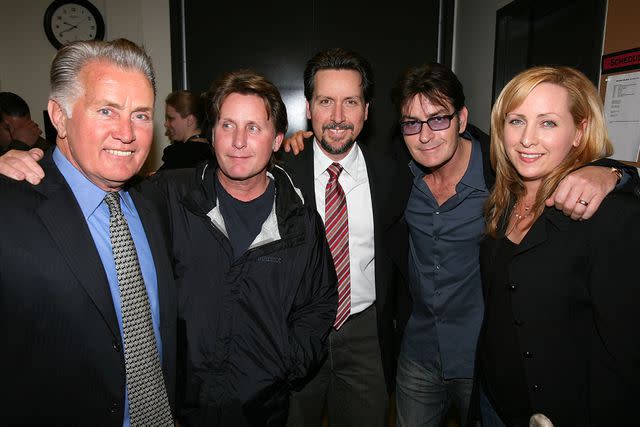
0, 148, 45, 185
281, 130, 313, 155
546, 165, 618, 220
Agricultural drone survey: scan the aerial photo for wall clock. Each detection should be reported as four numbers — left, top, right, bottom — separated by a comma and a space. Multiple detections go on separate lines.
43, 0, 105, 49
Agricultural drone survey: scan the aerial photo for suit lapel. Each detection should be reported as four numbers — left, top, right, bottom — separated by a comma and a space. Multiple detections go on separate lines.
513, 208, 570, 256
360, 145, 409, 233
513, 217, 548, 256
34, 156, 120, 338
359, 145, 403, 306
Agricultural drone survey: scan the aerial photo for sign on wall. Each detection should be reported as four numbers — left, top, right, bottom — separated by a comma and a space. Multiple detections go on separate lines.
602, 47, 640, 75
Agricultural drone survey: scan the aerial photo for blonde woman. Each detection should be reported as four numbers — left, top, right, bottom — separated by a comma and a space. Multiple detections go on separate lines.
477, 66, 640, 426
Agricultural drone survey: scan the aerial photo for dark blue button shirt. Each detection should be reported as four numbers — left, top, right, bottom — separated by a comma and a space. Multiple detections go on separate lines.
401, 135, 488, 379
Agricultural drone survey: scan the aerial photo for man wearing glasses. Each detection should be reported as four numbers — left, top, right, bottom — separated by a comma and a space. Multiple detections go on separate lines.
391, 63, 493, 427
391, 63, 631, 427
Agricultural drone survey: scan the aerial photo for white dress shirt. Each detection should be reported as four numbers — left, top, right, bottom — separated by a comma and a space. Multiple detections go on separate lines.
313, 139, 376, 316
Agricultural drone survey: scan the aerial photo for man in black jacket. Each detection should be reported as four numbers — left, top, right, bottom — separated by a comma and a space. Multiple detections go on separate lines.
150, 70, 338, 426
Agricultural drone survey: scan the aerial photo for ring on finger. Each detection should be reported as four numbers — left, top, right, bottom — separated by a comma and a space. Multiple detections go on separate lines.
577, 199, 589, 207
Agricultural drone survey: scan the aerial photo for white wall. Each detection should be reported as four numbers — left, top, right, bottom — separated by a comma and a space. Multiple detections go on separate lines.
0, 0, 172, 169
453, 0, 512, 134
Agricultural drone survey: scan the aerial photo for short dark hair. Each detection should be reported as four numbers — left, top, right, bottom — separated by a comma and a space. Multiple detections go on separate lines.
303, 48, 374, 103
0, 92, 30, 122
391, 63, 465, 114
207, 69, 288, 136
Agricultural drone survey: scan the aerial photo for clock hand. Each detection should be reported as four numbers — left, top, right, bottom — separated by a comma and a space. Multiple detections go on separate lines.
59, 26, 77, 35
63, 21, 79, 29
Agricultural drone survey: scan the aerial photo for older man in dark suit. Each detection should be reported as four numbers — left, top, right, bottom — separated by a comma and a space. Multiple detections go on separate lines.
0, 39, 176, 426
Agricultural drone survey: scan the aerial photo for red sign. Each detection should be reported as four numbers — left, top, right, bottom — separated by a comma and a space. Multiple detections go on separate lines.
602, 47, 640, 74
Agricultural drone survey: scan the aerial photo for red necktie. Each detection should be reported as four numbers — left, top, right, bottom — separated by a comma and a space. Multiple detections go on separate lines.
325, 163, 351, 329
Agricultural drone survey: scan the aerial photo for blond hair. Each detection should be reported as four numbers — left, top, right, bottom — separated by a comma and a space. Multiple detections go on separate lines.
485, 66, 613, 237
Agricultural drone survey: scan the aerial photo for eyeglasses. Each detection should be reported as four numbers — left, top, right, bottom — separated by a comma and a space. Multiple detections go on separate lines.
399, 111, 458, 135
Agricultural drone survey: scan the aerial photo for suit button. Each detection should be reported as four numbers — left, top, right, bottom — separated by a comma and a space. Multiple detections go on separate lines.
112, 340, 121, 352
533, 384, 541, 392
109, 402, 119, 413
523, 351, 533, 359
514, 320, 524, 326
509, 283, 517, 291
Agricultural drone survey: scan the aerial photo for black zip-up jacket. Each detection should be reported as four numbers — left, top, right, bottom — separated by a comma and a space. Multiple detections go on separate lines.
147, 160, 337, 426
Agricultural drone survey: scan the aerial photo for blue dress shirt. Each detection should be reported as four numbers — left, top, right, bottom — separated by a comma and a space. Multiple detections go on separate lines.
53, 148, 163, 427
401, 134, 488, 380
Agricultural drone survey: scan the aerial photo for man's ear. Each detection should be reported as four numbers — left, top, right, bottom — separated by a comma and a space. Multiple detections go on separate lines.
458, 106, 469, 134
186, 113, 195, 128
48, 100, 68, 139
272, 132, 284, 152
306, 100, 312, 120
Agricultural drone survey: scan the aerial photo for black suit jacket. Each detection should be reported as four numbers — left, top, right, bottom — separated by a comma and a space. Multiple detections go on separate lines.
0, 152, 177, 426
278, 139, 411, 391
478, 194, 640, 426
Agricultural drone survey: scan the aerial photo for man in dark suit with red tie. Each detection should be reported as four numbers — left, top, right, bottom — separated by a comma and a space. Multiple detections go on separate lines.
280, 48, 410, 427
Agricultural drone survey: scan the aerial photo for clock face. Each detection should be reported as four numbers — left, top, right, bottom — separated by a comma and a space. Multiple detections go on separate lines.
44, 1, 105, 49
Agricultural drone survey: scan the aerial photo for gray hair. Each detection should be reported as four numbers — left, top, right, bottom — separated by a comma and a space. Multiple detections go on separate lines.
50, 38, 156, 116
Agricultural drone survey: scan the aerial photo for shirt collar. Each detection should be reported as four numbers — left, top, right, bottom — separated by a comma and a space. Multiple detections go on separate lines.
313, 138, 361, 180
459, 134, 487, 192
53, 147, 133, 219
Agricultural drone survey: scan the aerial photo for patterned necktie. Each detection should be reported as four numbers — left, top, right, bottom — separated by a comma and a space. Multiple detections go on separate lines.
104, 192, 173, 426
325, 163, 351, 329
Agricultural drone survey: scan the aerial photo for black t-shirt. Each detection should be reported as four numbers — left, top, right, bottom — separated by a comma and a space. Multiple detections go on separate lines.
215, 175, 275, 259
480, 236, 531, 426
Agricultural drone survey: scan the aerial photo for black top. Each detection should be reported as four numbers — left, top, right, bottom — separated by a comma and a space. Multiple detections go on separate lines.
216, 175, 275, 259
157, 139, 213, 171
480, 236, 530, 426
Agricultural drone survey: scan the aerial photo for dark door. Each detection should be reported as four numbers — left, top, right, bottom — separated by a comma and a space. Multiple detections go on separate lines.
493, 0, 606, 103
171, 0, 442, 150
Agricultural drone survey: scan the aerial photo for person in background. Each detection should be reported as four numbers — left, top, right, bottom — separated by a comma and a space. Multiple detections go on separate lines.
477, 65, 640, 427
158, 89, 213, 170
0, 91, 51, 154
